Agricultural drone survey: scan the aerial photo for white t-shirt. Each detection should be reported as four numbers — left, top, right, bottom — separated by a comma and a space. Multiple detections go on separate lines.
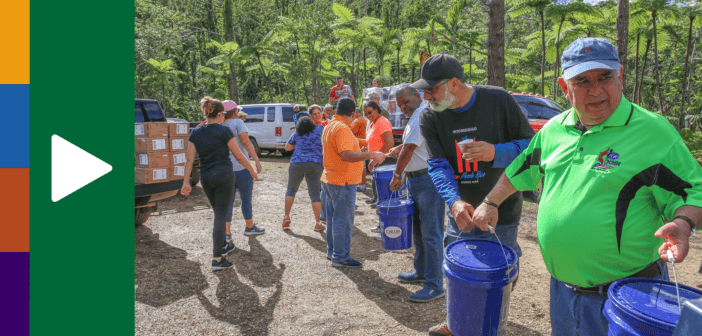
402, 101, 429, 172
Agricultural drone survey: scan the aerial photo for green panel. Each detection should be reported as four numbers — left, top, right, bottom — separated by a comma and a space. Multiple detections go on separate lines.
30, 1, 134, 334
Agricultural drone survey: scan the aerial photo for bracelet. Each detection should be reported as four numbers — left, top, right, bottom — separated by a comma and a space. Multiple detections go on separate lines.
483, 199, 499, 208
673, 215, 697, 234
393, 172, 401, 178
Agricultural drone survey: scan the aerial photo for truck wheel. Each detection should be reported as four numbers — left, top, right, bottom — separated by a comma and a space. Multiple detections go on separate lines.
189, 168, 201, 187
135, 208, 151, 226
250, 137, 262, 157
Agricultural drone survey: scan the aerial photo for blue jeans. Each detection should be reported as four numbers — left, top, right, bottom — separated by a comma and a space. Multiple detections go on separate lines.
323, 182, 357, 262
406, 173, 445, 290
549, 260, 669, 336
226, 169, 253, 222
319, 188, 326, 221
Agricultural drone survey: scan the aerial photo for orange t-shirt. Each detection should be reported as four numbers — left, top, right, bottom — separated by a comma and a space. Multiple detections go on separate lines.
366, 116, 392, 152
351, 117, 367, 139
321, 115, 363, 186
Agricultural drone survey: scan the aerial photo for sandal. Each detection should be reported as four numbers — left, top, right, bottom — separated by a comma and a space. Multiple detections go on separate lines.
282, 216, 291, 230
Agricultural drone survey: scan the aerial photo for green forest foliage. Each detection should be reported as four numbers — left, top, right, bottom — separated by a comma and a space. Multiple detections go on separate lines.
135, 0, 701, 125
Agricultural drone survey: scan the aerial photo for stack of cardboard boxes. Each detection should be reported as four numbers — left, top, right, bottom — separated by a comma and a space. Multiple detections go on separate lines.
135, 122, 190, 184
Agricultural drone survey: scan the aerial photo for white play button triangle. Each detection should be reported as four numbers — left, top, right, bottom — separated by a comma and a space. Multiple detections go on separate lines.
51, 135, 112, 202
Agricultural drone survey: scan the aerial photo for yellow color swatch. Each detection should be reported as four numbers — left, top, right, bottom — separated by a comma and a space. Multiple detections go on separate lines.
0, 1, 29, 84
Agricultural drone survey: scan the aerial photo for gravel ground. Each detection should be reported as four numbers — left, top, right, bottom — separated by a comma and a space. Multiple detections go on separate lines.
135, 154, 702, 335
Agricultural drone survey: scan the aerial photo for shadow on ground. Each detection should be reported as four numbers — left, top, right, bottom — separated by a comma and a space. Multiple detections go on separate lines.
285, 226, 401, 262
504, 321, 543, 335
197, 237, 286, 336
135, 226, 208, 307
287, 226, 440, 332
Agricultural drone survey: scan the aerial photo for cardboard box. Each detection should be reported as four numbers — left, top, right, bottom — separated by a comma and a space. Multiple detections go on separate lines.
135, 153, 170, 168
171, 165, 186, 180
169, 137, 188, 151
135, 137, 169, 153
170, 151, 187, 166
135, 122, 169, 138
168, 123, 190, 137
135, 167, 170, 184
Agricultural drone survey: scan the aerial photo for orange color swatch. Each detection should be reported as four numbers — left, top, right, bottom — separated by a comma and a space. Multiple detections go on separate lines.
0, 1, 29, 84
0, 169, 29, 251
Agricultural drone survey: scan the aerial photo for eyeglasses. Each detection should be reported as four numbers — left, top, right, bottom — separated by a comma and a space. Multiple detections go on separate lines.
422, 79, 448, 96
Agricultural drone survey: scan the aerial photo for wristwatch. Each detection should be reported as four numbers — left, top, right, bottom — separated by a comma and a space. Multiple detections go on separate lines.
674, 215, 698, 235
393, 172, 401, 178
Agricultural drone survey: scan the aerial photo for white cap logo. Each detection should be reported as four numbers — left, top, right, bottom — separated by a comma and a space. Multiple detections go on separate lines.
384, 226, 402, 239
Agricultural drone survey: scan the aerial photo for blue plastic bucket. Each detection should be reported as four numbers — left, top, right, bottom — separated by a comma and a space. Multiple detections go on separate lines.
444, 239, 519, 336
604, 278, 702, 336
376, 199, 414, 250
373, 164, 407, 202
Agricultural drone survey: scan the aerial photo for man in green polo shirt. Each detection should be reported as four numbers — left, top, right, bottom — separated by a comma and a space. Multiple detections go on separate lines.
471, 37, 702, 335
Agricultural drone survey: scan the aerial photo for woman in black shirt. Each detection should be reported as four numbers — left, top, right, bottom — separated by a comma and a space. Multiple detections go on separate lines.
181, 96, 258, 270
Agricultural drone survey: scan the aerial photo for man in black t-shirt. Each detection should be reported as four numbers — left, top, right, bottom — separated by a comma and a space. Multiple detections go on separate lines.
412, 54, 534, 336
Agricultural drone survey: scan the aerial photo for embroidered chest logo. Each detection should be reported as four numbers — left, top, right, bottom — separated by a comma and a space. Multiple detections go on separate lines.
592, 148, 621, 171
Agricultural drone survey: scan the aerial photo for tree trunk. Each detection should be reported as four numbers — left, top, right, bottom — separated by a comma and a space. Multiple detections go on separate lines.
540, 11, 545, 96
615, 0, 629, 93
633, 33, 640, 99
227, 62, 239, 102
637, 39, 651, 105
224, 0, 239, 102
311, 57, 318, 104
553, 15, 565, 98
678, 16, 696, 130
310, 42, 319, 103
351, 46, 356, 102
469, 40, 473, 83
687, 28, 700, 110
412, 66, 415, 83
486, 0, 506, 88
254, 52, 273, 101
396, 46, 401, 84
428, 24, 434, 55
652, 11, 664, 113
293, 33, 310, 106
363, 47, 368, 86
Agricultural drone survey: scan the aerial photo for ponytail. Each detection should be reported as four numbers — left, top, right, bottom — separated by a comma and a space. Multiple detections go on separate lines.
199, 96, 225, 118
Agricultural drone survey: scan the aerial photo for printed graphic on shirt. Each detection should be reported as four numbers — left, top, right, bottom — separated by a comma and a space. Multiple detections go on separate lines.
453, 136, 485, 184
592, 148, 620, 172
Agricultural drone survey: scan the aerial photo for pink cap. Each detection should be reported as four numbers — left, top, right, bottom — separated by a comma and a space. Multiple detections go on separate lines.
222, 100, 238, 111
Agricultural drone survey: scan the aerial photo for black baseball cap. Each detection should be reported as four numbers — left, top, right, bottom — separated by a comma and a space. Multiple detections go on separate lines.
411, 54, 465, 90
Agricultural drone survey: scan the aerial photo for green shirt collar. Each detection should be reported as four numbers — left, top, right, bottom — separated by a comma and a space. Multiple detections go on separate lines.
561, 95, 633, 132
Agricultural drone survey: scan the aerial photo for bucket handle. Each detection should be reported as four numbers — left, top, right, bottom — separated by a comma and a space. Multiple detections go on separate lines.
488, 225, 511, 270
384, 190, 398, 217
382, 182, 408, 215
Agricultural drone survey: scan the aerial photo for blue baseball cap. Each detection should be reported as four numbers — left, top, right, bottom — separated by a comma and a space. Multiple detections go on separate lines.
561, 38, 620, 81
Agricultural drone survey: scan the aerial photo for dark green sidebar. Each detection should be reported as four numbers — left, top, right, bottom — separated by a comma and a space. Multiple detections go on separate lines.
30, 1, 134, 334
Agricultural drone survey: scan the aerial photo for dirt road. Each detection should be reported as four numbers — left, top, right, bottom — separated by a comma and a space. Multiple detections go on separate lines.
135, 154, 702, 335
